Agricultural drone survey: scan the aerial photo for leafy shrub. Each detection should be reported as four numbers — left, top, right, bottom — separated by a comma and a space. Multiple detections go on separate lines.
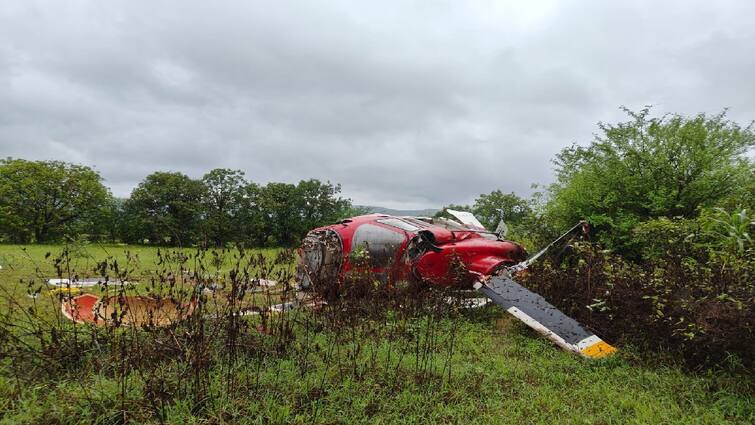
545, 108, 754, 257
631, 216, 701, 261
632, 207, 753, 268
697, 207, 754, 258
520, 242, 754, 370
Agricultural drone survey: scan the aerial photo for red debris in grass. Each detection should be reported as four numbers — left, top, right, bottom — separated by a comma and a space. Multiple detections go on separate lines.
61, 294, 196, 326
62, 293, 99, 323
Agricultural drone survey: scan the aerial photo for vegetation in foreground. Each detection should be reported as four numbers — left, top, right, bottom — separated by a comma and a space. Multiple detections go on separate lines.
0, 244, 752, 424
2, 316, 751, 424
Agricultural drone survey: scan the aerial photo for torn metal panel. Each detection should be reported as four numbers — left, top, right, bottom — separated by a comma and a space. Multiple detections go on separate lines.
444, 296, 490, 309
48, 277, 128, 287
250, 278, 278, 292
62, 294, 196, 326
446, 209, 486, 230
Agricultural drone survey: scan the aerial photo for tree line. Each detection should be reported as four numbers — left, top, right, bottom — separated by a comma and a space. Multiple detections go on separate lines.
2, 108, 752, 252
0, 162, 361, 246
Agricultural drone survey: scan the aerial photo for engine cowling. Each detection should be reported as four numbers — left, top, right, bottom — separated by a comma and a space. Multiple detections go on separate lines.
296, 229, 343, 290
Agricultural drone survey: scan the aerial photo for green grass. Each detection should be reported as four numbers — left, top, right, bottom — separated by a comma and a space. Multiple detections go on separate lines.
0, 244, 752, 424
0, 243, 285, 282
1, 319, 751, 424
0, 243, 287, 313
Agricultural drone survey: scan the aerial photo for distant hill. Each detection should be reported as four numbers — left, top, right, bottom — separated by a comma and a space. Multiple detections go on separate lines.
357, 205, 439, 217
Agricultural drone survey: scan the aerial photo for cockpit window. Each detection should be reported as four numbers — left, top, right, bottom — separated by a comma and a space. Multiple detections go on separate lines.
376, 218, 420, 232
352, 224, 407, 268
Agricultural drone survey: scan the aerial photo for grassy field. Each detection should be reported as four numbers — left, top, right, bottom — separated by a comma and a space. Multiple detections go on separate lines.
0, 243, 287, 312
0, 244, 752, 424
0, 243, 286, 285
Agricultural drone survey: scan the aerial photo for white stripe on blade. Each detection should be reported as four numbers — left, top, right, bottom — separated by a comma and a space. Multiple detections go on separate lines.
505, 306, 580, 355
576, 335, 602, 350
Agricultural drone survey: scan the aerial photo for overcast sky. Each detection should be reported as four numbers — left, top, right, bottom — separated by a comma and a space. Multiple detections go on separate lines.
1, 1, 753, 208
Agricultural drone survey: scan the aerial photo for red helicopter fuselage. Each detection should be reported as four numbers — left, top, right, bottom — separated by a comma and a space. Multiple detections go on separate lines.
297, 214, 527, 288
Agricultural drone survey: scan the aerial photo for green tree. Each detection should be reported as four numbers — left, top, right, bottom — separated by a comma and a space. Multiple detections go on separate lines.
0, 158, 111, 243
255, 179, 352, 246
472, 190, 531, 230
547, 107, 754, 253
256, 182, 300, 246
236, 182, 267, 246
121, 172, 205, 245
296, 179, 351, 235
200, 169, 247, 246
89, 196, 125, 243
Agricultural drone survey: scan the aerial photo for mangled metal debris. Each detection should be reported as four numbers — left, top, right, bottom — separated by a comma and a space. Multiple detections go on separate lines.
57, 274, 284, 326
445, 209, 486, 230
62, 294, 196, 326
256, 279, 278, 287
444, 296, 490, 309
47, 277, 128, 288
48, 287, 82, 296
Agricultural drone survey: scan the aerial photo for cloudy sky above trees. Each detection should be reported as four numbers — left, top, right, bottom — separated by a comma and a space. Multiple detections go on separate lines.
1, 1, 753, 208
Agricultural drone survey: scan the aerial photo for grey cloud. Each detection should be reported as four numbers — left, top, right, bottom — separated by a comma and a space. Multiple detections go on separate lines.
1, 0, 754, 209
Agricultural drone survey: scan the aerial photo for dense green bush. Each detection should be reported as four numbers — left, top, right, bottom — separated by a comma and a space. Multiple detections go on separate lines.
523, 207, 753, 369
545, 108, 754, 257
520, 240, 754, 370
632, 208, 753, 266
518, 109, 754, 369
697, 207, 754, 258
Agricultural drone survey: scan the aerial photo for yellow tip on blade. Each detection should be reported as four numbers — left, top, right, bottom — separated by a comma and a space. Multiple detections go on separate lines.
48, 287, 82, 295
580, 340, 618, 359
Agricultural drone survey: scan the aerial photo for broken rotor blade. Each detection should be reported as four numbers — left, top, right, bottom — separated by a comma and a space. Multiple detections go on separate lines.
474, 275, 616, 359
509, 220, 588, 273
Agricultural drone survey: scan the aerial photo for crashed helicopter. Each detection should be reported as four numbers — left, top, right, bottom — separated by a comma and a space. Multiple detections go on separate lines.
57, 209, 616, 359
296, 210, 617, 359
